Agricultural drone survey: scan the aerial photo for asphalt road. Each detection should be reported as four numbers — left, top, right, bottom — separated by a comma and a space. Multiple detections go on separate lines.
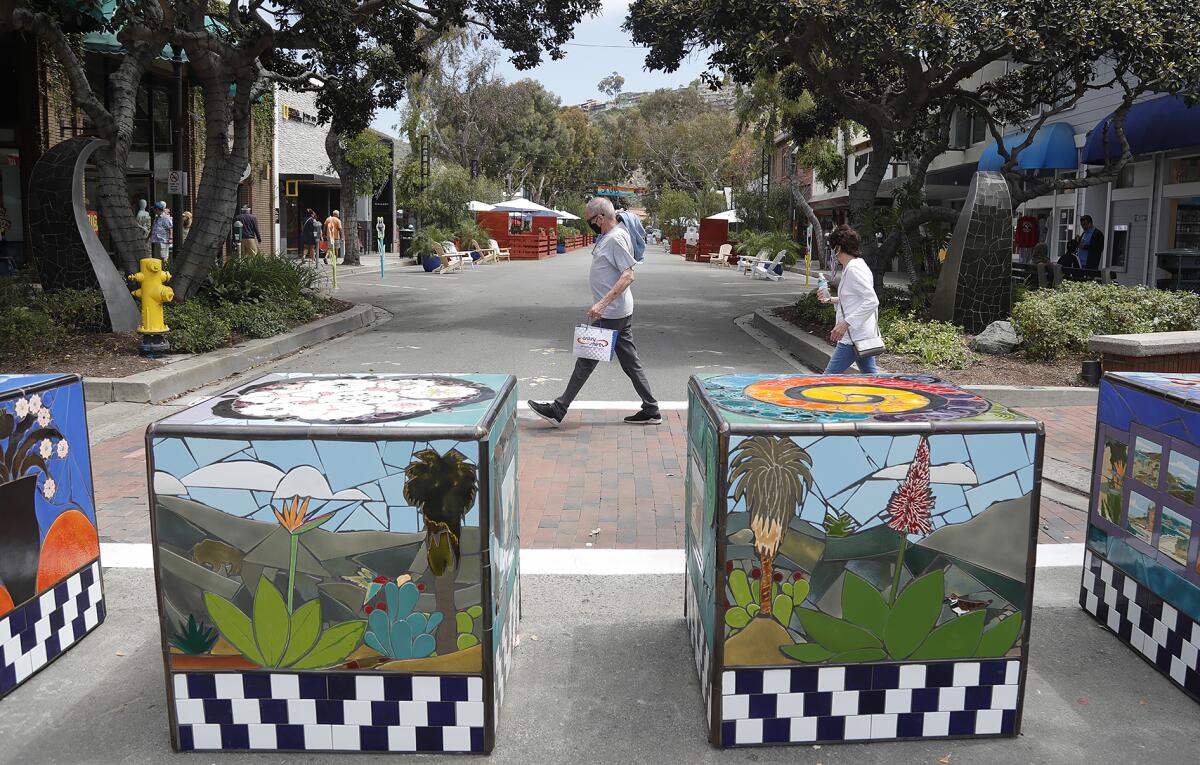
274, 245, 808, 402
0, 567, 1194, 764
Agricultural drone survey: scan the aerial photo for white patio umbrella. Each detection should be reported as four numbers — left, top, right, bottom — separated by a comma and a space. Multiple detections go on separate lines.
554, 210, 581, 220
705, 209, 742, 223
467, 200, 494, 212
491, 196, 561, 216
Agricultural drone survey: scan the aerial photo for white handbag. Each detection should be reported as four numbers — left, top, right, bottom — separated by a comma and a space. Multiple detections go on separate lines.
572, 323, 618, 362
847, 311, 886, 358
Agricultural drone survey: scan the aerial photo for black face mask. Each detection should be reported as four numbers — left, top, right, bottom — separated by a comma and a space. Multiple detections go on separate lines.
588, 221, 602, 235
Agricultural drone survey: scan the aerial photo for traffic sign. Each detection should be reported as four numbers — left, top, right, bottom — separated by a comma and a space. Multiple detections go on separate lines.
167, 170, 188, 195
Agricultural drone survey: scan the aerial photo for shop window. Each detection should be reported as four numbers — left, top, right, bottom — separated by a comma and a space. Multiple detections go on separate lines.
1169, 156, 1200, 185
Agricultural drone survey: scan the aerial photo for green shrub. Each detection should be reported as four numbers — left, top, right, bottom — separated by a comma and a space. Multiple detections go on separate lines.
0, 306, 66, 360
202, 254, 321, 306
790, 290, 837, 327
36, 288, 107, 333
1012, 282, 1200, 360
456, 220, 492, 250
883, 313, 973, 369
164, 301, 231, 353
218, 301, 290, 339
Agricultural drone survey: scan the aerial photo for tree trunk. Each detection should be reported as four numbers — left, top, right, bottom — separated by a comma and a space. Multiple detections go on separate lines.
326, 131, 362, 266
788, 175, 828, 268
434, 561, 458, 655
758, 553, 774, 615
94, 144, 149, 275
848, 133, 895, 287
170, 64, 255, 299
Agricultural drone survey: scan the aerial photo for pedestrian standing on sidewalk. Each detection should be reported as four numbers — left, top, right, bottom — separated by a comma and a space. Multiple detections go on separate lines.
149, 200, 173, 261
235, 205, 262, 257
528, 196, 661, 426
324, 210, 343, 264
819, 224, 881, 374
300, 208, 320, 263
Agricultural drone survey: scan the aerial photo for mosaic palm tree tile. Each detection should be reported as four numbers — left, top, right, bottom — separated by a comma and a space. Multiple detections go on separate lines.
687, 374, 1042, 747
0, 374, 105, 699
1085, 373, 1200, 703
147, 373, 519, 753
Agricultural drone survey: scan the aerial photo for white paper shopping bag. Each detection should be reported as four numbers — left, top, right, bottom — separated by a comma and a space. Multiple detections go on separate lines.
572, 323, 618, 362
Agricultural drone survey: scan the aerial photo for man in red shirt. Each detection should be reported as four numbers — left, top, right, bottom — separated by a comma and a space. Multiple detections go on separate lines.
1014, 214, 1039, 263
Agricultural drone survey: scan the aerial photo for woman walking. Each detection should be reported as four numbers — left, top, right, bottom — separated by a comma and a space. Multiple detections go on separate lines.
818, 224, 882, 374
300, 208, 320, 263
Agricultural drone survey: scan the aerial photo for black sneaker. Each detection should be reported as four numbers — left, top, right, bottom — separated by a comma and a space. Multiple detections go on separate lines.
624, 410, 662, 425
527, 400, 563, 427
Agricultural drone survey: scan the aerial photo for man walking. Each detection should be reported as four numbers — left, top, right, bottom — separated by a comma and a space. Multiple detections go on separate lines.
528, 197, 660, 426
234, 205, 262, 257
149, 200, 172, 260
324, 209, 343, 264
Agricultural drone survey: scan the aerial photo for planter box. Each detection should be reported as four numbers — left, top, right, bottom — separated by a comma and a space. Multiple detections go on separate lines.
671, 239, 685, 255
0, 373, 105, 700
1081, 372, 1200, 702
146, 373, 520, 753
686, 373, 1042, 747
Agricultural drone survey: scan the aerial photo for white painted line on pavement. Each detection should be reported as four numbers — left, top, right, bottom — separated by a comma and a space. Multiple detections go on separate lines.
100, 543, 1086, 573
519, 400, 688, 411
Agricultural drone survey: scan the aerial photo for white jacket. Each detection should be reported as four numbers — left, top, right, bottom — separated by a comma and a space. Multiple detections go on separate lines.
834, 258, 880, 346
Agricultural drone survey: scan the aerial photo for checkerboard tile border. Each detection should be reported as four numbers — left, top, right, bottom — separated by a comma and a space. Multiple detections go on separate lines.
1080, 549, 1200, 701
717, 659, 1021, 746
685, 573, 711, 726
493, 574, 520, 723
0, 561, 105, 699
171, 672, 486, 752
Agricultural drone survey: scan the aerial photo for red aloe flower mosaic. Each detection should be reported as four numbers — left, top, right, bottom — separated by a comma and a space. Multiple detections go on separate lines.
886, 437, 934, 536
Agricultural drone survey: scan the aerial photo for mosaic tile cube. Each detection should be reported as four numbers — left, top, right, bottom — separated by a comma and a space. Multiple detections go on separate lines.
0, 374, 105, 699
1084, 373, 1200, 702
687, 373, 1042, 747
146, 373, 520, 752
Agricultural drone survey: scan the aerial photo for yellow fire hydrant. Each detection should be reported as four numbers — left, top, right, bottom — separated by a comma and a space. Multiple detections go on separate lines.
128, 257, 174, 334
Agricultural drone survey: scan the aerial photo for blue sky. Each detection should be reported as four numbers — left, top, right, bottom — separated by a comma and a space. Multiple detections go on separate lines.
370, 0, 710, 135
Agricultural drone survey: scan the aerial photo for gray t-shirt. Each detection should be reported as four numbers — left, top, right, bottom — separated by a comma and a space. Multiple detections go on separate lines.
590, 226, 637, 319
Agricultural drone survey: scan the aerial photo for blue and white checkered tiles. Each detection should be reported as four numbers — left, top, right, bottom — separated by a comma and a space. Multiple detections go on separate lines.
171, 672, 486, 752
1080, 549, 1200, 701
719, 660, 1021, 746
0, 561, 104, 699
685, 574, 711, 725
493, 574, 520, 722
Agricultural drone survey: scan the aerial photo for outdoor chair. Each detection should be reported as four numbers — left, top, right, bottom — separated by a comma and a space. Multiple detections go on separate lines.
430, 242, 464, 274
708, 243, 733, 268
738, 248, 770, 276
752, 250, 787, 281
487, 238, 512, 261
442, 241, 476, 268
470, 239, 498, 264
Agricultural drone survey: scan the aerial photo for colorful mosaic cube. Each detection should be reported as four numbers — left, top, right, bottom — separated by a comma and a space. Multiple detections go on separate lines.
146, 373, 520, 752
1083, 373, 1200, 702
0, 373, 105, 699
686, 373, 1043, 747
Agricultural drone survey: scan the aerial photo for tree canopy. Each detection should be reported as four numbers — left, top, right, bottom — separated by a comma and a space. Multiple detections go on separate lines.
627, 0, 1200, 272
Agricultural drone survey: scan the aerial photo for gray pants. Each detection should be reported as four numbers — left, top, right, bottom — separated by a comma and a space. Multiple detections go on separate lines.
554, 314, 658, 415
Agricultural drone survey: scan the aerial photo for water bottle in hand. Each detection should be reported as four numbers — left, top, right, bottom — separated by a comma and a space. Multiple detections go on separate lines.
816, 274, 830, 303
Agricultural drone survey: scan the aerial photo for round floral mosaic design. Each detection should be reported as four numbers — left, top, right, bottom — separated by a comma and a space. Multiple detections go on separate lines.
703, 374, 993, 423
211, 376, 496, 424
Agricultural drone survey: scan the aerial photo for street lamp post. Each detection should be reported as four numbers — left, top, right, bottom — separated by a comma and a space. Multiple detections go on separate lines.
170, 44, 185, 237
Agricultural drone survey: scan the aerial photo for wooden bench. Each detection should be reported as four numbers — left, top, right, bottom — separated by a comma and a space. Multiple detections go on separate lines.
1089, 331, 1200, 373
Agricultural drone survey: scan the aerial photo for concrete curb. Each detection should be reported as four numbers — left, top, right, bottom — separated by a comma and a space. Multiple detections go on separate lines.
84, 304, 378, 404
749, 308, 1099, 408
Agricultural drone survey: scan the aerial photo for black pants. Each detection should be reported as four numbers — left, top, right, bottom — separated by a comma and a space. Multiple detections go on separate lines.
554, 314, 658, 415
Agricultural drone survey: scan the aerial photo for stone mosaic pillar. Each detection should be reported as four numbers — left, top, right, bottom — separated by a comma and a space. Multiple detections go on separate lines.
931, 172, 1013, 333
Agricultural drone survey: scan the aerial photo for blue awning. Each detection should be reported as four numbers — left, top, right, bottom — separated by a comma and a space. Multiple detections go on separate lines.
1082, 95, 1200, 165
978, 122, 1079, 171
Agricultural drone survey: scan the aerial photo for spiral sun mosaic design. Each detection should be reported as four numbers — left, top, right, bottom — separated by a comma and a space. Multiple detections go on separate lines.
702, 374, 994, 423
211, 375, 496, 424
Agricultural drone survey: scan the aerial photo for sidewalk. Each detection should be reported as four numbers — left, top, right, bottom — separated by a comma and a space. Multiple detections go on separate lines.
92, 406, 1099, 549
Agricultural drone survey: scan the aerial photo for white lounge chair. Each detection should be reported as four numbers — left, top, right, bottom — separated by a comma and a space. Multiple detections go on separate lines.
752, 250, 787, 281
708, 243, 733, 268
487, 238, 512, 261
442, 241, 476, 268
738, 248, 770, 276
